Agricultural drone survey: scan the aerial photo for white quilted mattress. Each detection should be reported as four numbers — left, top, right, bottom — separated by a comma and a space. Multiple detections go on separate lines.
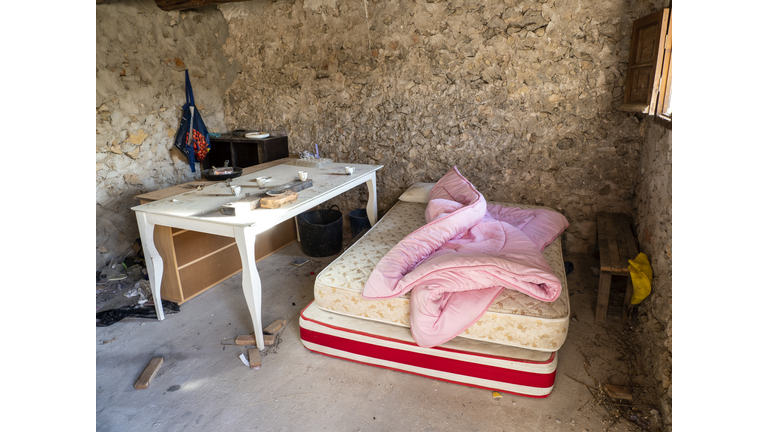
314, 200, 570, 352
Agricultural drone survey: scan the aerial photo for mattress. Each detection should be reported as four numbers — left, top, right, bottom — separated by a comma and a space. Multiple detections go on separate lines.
314, 200, 570, 352
300, 301, 558, 397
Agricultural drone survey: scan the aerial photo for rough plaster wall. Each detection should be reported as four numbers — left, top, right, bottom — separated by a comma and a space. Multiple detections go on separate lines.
218, 0, 665, 253
96, 0, 238, 270
634, 118, 671, 431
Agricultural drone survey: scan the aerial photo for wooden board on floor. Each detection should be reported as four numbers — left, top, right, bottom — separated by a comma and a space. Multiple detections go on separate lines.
248, 349, 261, 369
264, 319, 287, 335
236, 334, 276, 346
134, 357, 164, 390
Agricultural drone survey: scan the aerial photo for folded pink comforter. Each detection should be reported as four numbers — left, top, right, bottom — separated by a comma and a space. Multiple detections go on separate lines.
362, 167, 569, 347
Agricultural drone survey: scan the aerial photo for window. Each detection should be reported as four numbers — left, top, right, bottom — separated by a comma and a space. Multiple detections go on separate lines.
620, 8, 672, 121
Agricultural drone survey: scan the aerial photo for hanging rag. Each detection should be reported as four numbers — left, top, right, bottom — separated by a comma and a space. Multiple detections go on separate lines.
628, 252, 653, 304
173, 70, 211, 172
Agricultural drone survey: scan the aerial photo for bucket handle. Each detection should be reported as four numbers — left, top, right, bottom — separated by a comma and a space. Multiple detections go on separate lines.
329, 204, 340, 212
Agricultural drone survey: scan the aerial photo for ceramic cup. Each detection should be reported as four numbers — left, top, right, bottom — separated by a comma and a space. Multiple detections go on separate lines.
298, 171, 308, 181
345, 166, 355, 175
256, 177, 269, 187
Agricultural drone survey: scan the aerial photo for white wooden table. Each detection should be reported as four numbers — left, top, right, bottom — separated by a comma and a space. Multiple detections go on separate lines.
132, 161, 383, 350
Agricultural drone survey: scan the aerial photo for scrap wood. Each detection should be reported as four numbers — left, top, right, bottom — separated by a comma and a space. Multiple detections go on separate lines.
221, 195, 262, 216
264, 319, 287, 335
604, 384, 633, 401
134, 357, 164, 390
235, 334, 255, 345
235, 334, 276, 346
248, 349, 261, 369
260, 190, 298, 209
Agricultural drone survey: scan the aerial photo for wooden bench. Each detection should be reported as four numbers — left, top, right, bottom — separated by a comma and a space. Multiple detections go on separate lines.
595, 213, 639, 323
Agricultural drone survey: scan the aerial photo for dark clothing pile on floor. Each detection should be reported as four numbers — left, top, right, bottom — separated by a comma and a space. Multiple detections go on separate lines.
97, 301, 180, 327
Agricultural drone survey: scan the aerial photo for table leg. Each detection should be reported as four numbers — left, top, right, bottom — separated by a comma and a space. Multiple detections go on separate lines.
234, 226, 265, 351
622, 275, 634, 323
135, 212, 165, 321
365, 173, 378, 226
595, 272, 611, 322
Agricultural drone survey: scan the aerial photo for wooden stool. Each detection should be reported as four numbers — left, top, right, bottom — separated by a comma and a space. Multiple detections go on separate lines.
595, 213, 639, 323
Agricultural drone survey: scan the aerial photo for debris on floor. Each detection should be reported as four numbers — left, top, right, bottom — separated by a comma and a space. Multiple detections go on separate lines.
96, 250, 179, 327
97, 301, 180, 327
134, 357, 164, 390
290, 257, 310, 267
491, 391, 502, 399
565, 324, 661, 431
238, 353, 249, 367
603, 384, 633, 401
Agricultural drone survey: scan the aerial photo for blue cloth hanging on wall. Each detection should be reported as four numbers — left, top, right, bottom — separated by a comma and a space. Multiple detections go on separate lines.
173, 70, 211, 172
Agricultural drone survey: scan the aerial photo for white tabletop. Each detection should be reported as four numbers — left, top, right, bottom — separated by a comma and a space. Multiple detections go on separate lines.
131, 161, 382, 230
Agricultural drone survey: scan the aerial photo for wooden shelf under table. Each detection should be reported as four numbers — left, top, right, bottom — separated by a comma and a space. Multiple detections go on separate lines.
151, 222, 296, 304
135, 158, 298, 304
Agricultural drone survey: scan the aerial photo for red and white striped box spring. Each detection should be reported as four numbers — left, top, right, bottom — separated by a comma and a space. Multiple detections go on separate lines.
300, 301, 558, 398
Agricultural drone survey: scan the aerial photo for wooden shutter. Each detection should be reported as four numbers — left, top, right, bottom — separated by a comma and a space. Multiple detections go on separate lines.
656, 13, 672, 119
620, 9, 671, 114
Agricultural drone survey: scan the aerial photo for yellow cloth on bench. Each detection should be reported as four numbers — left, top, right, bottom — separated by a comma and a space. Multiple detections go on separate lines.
628, 252, 652, 305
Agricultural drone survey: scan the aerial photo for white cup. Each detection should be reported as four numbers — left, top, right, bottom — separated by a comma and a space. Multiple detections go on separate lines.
256, 177, 269, 187
298, 171, 308, 181
345, 166, 355, 175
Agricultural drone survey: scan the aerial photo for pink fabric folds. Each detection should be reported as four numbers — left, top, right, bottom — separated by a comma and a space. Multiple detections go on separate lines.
362, 167, 569, 348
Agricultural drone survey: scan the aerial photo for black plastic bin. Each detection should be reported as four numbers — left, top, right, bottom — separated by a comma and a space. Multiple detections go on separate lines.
297, 205, 343, 257
348, 208, 372, 237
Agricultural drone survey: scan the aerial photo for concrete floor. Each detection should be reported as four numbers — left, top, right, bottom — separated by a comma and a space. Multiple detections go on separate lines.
96, 242, 660, 432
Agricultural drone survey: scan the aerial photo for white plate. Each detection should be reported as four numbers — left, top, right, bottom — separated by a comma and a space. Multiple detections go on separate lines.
245, 132, 269, 139
266, 190, 287, 196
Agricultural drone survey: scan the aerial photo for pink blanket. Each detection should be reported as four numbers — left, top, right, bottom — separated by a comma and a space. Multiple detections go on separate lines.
362, 167, 569, 347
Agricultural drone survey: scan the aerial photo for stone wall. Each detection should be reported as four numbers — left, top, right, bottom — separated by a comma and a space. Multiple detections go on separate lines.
96, 0, 238, 270
218, 0, 665, 254
634, 117, 672, 431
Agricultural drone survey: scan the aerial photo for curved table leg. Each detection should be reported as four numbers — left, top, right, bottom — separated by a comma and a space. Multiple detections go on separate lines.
136, 212, 165, 321
234, 226, 265, 351
365, 173, 378, 226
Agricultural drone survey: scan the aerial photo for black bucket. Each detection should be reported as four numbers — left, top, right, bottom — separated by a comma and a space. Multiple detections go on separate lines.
297, 205, 343, 257
348, 208, 372, 237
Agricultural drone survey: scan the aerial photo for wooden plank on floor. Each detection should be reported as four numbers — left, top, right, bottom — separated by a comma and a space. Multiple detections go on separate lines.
134, 357, 164, 390
235, 334, 255, 346
248, 349, 261, 369
235, 334, 276, 346
264, 319, 287, 335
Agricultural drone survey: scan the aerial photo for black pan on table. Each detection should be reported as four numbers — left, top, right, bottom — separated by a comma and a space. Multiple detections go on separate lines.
203, 167, 243, 181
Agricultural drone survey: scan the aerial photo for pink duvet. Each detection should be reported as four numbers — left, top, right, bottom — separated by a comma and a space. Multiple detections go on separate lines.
361, 167, 569, 347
